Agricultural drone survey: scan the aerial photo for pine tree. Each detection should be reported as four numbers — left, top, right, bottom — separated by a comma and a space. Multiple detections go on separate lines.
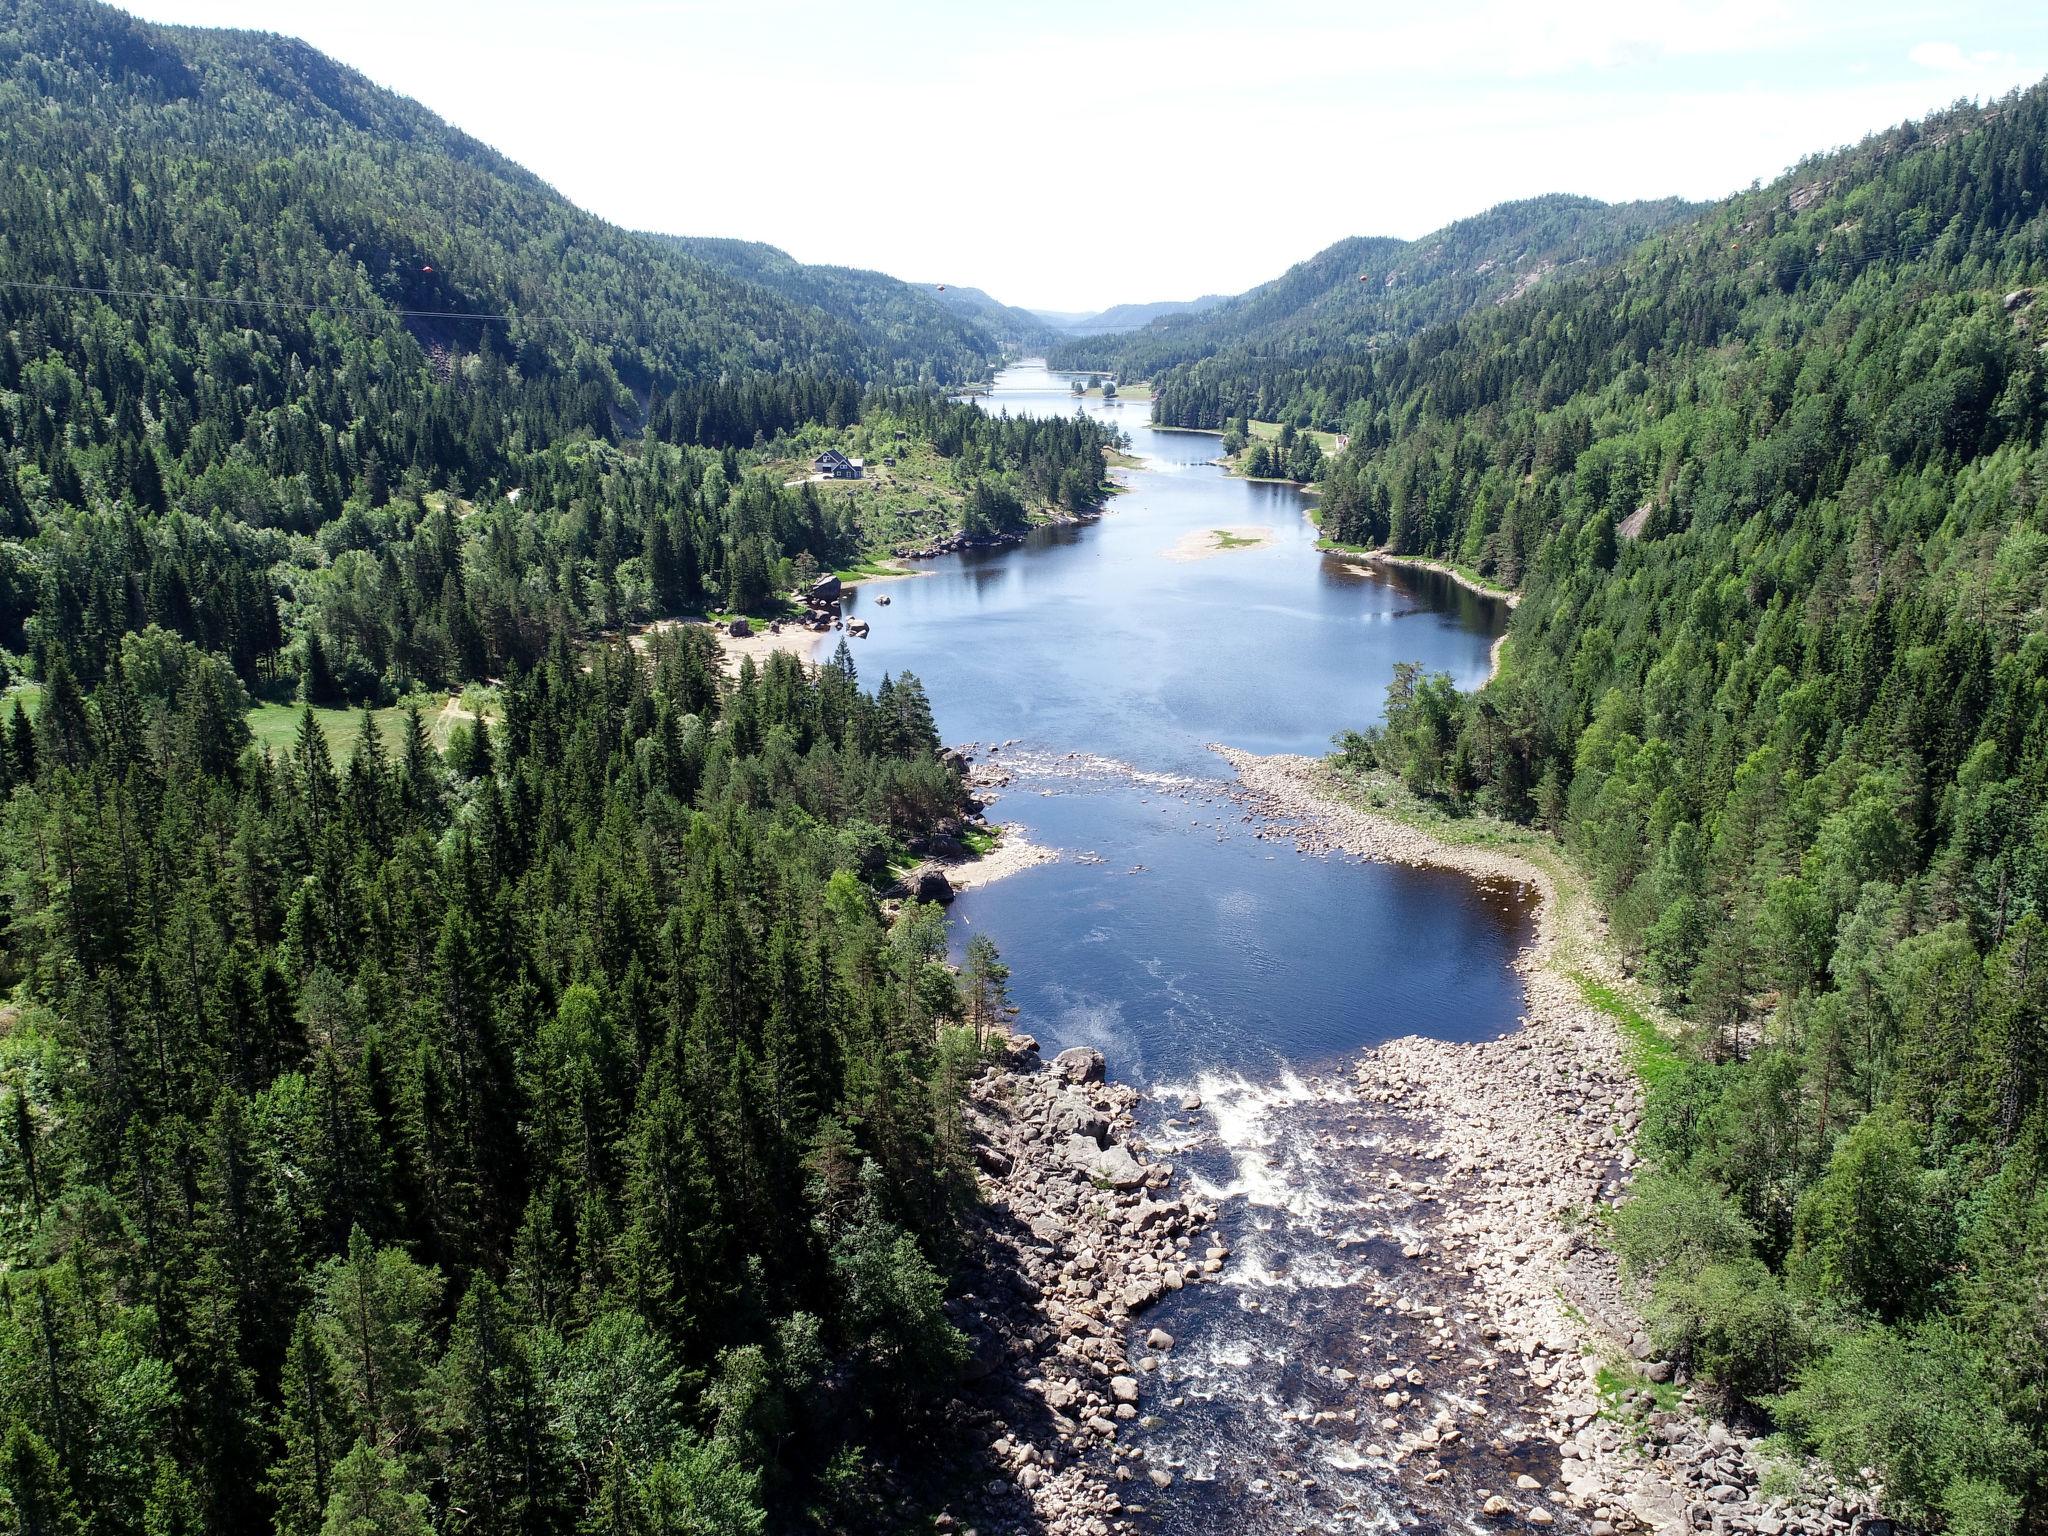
271, 1318, 351, 1536
435, 1278, 569, 1536
0, 1424, 83, 1536
317, 1440, 431, 1536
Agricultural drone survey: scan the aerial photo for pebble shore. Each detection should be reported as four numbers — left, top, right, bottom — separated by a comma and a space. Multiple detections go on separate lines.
1212, 749, 1893, 1536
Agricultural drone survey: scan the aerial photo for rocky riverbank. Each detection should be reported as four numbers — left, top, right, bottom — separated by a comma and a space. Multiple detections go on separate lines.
1329, 549, 1523, 610
1215, 747, 1889, 1536
939, 1035, 1221, 1536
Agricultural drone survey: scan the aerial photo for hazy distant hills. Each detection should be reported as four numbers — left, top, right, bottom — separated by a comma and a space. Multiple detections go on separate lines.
921, 283, 1067, 350
1031, 295, 1233, 336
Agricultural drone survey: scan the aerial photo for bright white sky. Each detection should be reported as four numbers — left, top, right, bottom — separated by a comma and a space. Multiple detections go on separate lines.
127, 0, 2048, 313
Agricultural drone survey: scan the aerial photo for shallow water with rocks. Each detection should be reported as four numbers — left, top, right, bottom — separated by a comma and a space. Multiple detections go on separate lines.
848, 365, 1627, 1531
899, 369, 1872, 1536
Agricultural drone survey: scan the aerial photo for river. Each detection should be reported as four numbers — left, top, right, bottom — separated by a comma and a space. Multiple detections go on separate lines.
851, 362, 1543, 1531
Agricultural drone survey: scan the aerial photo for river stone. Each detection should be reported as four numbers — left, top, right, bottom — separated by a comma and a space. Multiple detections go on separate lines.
1121, 1275, 1166, 1311
1146, 1328, 1174, 1351
1052, 1046, 1106, 1084
1063, 1133, 1106, 1172
1093, 1143, 1146, 1189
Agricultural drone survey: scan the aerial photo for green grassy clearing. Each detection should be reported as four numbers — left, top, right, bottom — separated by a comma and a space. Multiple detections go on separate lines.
1576, 975, 1685, 1092
1248, 418, 1343, 452
247, 690, 498, 760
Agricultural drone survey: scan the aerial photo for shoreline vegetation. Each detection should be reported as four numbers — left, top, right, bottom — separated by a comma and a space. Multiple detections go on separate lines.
1209, 747, 1880, 1536
1330, 548, 1523, 609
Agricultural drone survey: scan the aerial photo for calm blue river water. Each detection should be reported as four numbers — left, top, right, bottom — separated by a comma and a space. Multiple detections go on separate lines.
853, 363, 1541, 1533
842, 362, 1527, 1082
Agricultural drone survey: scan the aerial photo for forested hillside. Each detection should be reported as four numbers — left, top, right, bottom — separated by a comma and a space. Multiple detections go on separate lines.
652, 238, 1000, 384
1340, 86, 2048, 1533
0, 3, 1093, 1533
0, 0, 1112, 704
1054, 194, 1699, 427
921, 284, 1062, 351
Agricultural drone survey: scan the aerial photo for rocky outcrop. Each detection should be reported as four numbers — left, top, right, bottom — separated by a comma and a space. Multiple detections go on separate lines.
937, 1035, 1218, 1536
1223, 747, 1886, 1536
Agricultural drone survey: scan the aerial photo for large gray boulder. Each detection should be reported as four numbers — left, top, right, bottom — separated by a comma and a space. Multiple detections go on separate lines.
1051, 1046, 1105, 1085
910, 866, 954, 905
1093, 1143, 1146, 1189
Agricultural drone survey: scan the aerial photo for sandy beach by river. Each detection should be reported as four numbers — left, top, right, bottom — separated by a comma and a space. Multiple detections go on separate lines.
1162, 524, 1274, 561
940, 826, 1056, 891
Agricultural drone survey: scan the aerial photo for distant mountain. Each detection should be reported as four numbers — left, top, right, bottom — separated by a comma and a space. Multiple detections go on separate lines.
654, 236, 1002, 379
922, 283, 1063, 350
1042, 295, 1232, 335
0, 0, 999, 430
1051, 194, 1701, 423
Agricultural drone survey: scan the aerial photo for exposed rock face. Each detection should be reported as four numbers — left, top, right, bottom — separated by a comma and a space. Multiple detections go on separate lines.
886, 865, 956, 905
937, 1035, 1217, 1536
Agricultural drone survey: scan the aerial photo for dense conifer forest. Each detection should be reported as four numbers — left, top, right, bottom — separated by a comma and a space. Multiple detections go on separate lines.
1338, 87, 2048, 1534
0, 2, 1110, 1532
0, 0, 1113, 705
4, 0, 2047, 1530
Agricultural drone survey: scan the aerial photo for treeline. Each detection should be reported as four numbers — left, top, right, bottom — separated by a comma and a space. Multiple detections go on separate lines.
1339, 86, 2048, 1533
0, 622, 995, 1535
1220, 417, 1324, 483
2, 300, 1110, 704
890, 391, 1114, 520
